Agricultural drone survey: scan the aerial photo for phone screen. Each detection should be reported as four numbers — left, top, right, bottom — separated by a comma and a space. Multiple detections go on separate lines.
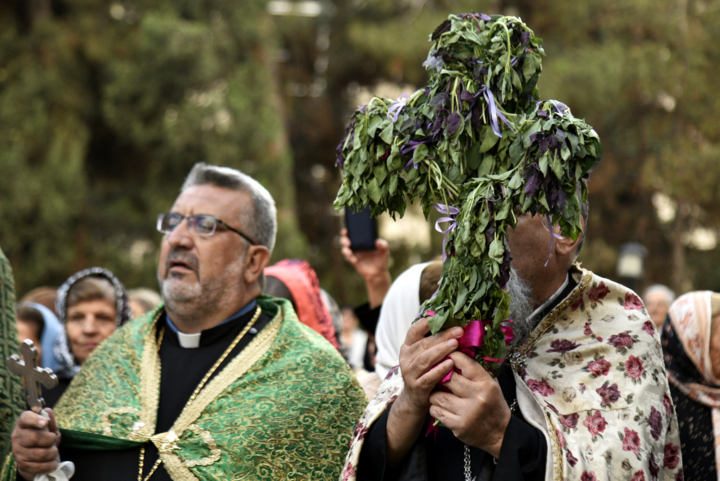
345, 207, 378, 252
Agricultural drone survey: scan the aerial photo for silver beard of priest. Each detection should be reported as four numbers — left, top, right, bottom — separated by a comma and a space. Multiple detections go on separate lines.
507, 268, 536, 348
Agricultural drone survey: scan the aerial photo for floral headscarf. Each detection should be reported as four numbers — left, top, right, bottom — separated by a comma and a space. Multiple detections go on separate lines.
53, 267, 131, 378
664, 291, 720, 475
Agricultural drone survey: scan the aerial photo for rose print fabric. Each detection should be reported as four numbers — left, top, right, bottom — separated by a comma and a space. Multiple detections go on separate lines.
340, 267, 682, 481
664, 291, 720, 479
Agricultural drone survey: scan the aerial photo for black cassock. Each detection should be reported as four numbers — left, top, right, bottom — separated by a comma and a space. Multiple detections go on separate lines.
47, 307, 272, 481
357, 364, 546, 481
357, 276, 579, 481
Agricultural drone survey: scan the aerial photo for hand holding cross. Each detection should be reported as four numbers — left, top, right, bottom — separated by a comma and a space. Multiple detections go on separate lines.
7, 339, 58, 413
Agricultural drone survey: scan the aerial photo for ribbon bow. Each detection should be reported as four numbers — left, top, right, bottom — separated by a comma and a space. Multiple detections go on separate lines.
477, 85, 515, 138
434, 203, 459, 262
387, 94, 410, 122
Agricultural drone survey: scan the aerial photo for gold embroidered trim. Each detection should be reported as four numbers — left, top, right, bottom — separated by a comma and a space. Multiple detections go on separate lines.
183, 425, 221, 467
545, 412, 563, 481
137, 309, 165, 442
509, 265, 592, 481
101, 407, 140, 436
519, 265, 593, 357
171, 309, 282, 435
157, 308, 282, 479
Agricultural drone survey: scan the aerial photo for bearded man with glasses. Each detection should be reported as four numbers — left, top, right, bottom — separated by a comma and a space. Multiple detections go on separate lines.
8, 163, 366, 481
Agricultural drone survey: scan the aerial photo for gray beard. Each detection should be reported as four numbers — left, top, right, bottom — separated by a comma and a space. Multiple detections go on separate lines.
507, 268, 537, 348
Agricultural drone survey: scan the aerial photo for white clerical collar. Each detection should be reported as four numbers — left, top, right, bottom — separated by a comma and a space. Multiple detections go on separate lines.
165, 300, 257, 349
528, 274, 569, 322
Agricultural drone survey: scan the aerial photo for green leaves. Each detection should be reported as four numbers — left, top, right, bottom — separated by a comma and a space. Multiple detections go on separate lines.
335, 13, 601, 377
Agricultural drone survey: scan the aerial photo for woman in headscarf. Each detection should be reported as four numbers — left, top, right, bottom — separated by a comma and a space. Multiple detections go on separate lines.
263, 259, 340, 349
16, 302, 63, 371
662, 291, 720, 481
45, 267, 131, 407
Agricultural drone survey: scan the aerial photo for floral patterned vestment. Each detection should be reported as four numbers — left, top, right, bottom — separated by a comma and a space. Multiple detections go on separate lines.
341, 266, 683, 481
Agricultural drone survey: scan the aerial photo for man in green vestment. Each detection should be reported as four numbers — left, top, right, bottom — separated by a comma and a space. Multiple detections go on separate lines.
0, 248, 23, 465
6, 163, 367, 481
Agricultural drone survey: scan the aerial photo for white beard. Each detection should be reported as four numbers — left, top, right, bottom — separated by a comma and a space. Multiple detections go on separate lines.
507, 268, 537, 348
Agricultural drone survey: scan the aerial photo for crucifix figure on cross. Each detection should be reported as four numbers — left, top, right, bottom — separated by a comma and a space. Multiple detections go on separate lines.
6, 339, 59, 413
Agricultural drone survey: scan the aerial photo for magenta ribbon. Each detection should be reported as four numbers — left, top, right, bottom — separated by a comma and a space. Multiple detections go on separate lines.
477, 86, 515, 138
434, 203, 460, 262
387, 94, 410, 122
426, 320, 486, 438
426, 320, 514, 438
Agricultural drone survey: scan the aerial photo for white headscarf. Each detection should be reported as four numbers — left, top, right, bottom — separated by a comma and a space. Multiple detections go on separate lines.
375, 262, 431, 379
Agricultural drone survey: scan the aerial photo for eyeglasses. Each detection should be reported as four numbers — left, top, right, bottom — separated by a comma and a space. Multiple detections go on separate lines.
156, 213, 256, 245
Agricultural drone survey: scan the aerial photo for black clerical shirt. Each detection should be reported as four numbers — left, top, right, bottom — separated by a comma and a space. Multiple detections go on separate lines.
357, 274, 577, 481
53, 304, 272, 481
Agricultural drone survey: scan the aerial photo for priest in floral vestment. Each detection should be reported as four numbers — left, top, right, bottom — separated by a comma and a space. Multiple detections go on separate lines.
341, 205, 683, 481
5, 164, 367, 481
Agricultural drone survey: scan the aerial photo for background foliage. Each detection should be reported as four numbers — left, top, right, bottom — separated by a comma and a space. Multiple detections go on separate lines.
2, 0, 719, 304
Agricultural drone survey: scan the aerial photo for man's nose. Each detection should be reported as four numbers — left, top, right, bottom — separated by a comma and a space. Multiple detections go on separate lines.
166, 218, 194, 249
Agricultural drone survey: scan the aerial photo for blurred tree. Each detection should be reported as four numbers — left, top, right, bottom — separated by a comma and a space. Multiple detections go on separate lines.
274, 0, 720, 305
3, 0, 719, 305
0, 0, 306, 294
519, 0, 720, 294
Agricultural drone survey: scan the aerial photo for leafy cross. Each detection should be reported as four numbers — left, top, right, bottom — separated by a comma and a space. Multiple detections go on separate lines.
335, 13, 601, 374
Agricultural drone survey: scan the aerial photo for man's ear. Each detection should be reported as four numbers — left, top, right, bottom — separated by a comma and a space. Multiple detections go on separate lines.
553, 217, 584, 257
243, 246, 271, 285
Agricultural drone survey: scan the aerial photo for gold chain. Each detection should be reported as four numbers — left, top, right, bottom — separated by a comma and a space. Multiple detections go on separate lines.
137, 307, 262, 481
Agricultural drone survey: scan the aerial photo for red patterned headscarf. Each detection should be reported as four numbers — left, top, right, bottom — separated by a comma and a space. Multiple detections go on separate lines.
265, 260, 339, 349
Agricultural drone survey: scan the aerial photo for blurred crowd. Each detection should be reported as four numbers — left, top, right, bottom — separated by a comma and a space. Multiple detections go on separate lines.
2, 162, 719, 481
6, 229, 693, 406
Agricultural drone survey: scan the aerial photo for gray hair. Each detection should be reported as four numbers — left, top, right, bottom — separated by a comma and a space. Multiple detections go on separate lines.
644, 284, 675, 304
507, 268, 537, 347
181, 163, 277, 252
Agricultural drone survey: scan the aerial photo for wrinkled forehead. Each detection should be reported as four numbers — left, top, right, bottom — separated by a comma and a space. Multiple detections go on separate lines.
171, 185, 250, 220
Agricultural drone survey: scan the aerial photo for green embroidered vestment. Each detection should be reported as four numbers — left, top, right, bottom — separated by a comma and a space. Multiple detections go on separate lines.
0, 248, 23, 466
4, 297, 366, 480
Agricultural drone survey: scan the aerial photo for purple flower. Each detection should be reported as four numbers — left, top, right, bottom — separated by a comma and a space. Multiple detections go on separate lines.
649, 454, 659, 479
622, 427, 641, 455
664, 443, 680, 469
527, 379, 555, 397
625, 356, 644, 380
560, 413, 579, 429
596, 383, 621, 405
587, 359, 611, 377
642, 320, 656, 336
547, 339, 579, 353
631, 471, 646, 481
663, 394, 673, 415
587, 282, 610, 303
582, 411, 607, 436
608, 333, 634, 349
623, 293, 644, 311
566, 450, 578, 467
649, 406, 663, 440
